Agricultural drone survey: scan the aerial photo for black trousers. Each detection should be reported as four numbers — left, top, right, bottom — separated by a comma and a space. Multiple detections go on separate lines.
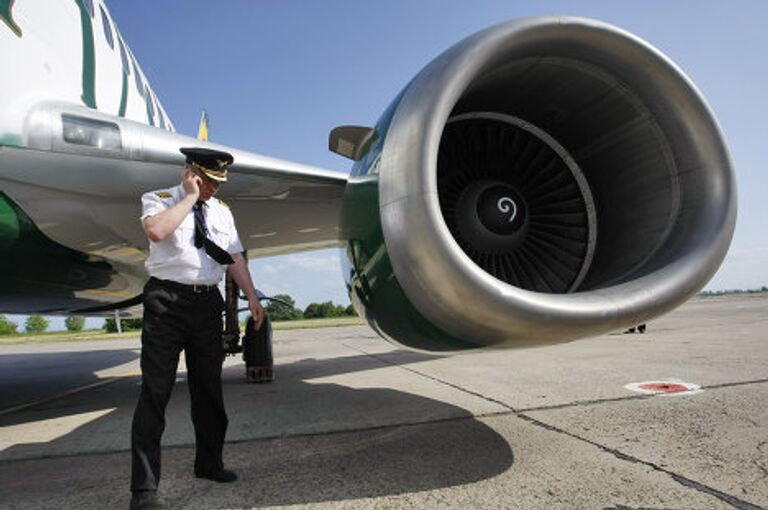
130, 277, 227, 492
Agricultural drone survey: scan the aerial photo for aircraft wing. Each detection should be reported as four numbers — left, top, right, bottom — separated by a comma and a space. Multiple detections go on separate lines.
2, 101, 347, 260
0, 102, 346, 313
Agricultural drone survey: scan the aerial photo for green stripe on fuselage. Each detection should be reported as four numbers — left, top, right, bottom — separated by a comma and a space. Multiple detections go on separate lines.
0, 0, 22, 37
118, 72, 128, 117
145, 95, 155, 126
73, 0, 97, 109
0, 134, 23, 147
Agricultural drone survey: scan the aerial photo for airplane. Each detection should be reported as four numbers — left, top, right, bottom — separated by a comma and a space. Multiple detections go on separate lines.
0, 2, 737, 352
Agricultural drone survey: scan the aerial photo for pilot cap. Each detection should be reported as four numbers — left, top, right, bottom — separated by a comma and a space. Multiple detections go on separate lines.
180, 147, 233, 182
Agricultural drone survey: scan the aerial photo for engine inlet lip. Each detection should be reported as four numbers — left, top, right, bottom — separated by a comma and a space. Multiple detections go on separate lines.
378, 16, 736, 346
447, 112, 597, 292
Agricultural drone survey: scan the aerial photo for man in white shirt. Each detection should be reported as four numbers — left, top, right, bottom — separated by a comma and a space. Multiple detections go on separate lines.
130, 147, 264, 510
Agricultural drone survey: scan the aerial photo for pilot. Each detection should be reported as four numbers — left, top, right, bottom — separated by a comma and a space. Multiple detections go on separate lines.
130, 147, 265, 510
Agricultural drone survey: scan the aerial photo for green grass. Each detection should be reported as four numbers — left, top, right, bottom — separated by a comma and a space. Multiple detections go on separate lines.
0, 317, 366, 345
0, 328, 135, 345
271, 316, 364, 330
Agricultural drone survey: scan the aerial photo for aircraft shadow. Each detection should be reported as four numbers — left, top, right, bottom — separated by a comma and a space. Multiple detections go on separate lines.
0, 346, 514, 508
0, 347, 140, 411
190, 413, 513, 508
0, 348, 439, 427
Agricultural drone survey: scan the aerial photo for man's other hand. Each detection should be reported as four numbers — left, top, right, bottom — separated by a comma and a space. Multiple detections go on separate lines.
249, 299, 265, 331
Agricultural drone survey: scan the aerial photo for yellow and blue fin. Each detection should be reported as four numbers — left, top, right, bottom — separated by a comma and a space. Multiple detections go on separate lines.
197, 110, 209, 141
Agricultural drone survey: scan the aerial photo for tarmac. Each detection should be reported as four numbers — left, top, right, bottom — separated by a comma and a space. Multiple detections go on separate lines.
0, 294, 766, 509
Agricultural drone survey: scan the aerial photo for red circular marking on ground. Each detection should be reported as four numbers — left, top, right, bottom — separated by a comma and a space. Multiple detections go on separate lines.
638, 382, 689, 393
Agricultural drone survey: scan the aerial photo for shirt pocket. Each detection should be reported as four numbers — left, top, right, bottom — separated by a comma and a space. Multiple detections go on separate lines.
209, 222, 231, 249
175, 216, 196, 247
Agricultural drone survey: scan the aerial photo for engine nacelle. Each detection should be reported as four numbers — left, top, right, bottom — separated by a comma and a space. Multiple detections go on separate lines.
340, 17, 736, 351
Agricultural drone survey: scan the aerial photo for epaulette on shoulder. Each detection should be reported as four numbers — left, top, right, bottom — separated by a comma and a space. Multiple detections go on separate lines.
154, 191, 173, 199
216, 198, 230, 208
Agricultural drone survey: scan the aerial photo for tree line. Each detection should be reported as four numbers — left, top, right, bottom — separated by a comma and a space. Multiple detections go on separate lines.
0, 315, 92, 335
263, 294, 356, 321
699, 286, 768, 296
0, 294, 356, 335
0, 315, 53, 335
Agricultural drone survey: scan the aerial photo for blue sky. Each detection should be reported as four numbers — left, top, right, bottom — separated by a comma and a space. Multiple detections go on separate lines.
12, 1, 768, 330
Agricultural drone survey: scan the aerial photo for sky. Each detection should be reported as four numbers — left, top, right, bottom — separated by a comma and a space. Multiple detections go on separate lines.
11, 0, 768, 330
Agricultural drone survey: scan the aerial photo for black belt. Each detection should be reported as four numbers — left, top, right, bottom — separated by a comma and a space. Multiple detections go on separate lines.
149, 277, 218, 294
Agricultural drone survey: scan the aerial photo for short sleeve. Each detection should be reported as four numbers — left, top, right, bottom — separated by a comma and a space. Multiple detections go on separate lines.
226, 212, 244, 255
140, 191, 167, 221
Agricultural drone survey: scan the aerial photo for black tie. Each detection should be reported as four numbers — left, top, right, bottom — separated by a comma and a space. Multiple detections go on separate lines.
193, 201, 234, 265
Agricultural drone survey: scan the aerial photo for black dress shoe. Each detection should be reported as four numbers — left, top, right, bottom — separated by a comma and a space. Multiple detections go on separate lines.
130, 491, 163, 509
195, 468, 238, 483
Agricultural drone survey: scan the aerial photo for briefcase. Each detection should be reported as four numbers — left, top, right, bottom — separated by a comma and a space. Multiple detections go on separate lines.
242, 316, 274, 383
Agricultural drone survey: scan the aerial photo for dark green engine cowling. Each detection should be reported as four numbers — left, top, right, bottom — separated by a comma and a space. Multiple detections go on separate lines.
340, 96, 480, 352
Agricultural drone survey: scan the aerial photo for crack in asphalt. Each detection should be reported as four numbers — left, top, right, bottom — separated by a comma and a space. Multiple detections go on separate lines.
520, 393, 655, 412
518, 378, 768, 413
517, 413, 766, 510
703, 378, 768, 391
602, 506, 684, 510
344, 344, 767, 510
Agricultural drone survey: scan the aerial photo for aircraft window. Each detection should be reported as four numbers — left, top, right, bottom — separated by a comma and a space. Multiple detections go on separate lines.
99, 6, 114, 49
83, 0, 94, 17
62, 114, 122, 150
158, 107, 167, 130
118, 36, 131, 75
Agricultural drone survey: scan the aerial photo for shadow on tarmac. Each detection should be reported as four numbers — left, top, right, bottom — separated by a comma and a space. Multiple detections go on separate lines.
0, 348, 140, 411
194, 416, 513, 508
1, 349, 436, 427
0, 412, 514, 509
0, 348, 514, 508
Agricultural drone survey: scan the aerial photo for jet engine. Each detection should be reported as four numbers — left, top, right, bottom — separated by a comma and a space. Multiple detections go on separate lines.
337, 17, 736, 351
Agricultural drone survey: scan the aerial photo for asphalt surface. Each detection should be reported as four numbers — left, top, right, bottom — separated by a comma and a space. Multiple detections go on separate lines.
0, 294, 766, 509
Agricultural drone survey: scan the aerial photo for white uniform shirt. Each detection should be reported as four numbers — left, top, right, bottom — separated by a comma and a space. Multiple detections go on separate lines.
141, 185, 243, 285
